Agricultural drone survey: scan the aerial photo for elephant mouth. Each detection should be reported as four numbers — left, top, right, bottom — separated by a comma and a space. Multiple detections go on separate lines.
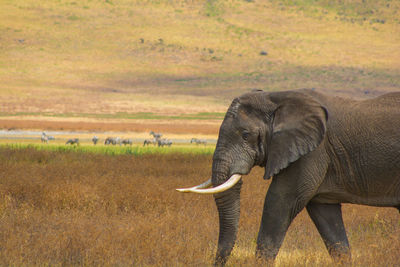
176, 174, 242, 194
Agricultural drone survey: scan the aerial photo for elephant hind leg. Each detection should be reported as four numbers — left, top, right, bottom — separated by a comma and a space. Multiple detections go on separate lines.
306, 203, 351, 261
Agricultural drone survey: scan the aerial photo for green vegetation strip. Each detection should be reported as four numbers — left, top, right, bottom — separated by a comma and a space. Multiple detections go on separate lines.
1, 143, 215, 156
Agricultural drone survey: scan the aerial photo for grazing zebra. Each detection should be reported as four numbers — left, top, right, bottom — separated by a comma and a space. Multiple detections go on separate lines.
149, 131, 162, 140
66, 138, 79, 145
157, 138, 172, 147
190, 138, 207, 146
41, 133, 48, 143
115, 137, 121, 146
143, 138, 157, 146
41, 132, 55, 143
121, 139, 133, 146
104, 137, 117, 145
92, 136, 99, 145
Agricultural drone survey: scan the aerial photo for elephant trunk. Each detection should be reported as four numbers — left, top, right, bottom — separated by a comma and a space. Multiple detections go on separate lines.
212, 159, 243, 266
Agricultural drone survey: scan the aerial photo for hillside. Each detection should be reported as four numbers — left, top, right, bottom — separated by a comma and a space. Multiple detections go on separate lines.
1, 0, 399, 130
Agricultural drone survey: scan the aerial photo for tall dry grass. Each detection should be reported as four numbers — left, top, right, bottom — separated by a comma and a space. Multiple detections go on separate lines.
0, 148, 399, 266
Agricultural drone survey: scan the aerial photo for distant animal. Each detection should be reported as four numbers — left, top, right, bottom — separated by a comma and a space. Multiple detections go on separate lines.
47, 135, 55, 141
157, 138, 172, 147
143, 138, 157, 146
92, 136, 99, 145
150, 131, 162, 140
65, 138, 79, 145
115, 137, 121, 146
121, 139, 133, 146
41, 133, 48, 143
104, 137, 117, 145
190, 138, 207, 146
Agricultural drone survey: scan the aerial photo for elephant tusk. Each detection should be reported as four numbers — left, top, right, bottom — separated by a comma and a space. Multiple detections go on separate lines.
176, 178, 212, 193
176, 174, 242, 194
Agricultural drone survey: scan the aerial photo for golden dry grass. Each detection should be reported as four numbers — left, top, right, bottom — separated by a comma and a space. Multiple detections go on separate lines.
0, 148, 399, 266
1, 0, 400, 123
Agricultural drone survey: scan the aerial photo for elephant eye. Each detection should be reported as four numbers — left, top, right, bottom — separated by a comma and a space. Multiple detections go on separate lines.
242, 131, 250, 141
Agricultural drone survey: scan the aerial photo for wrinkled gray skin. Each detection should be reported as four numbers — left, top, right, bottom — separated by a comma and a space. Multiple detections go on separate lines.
212, 89, 400, 266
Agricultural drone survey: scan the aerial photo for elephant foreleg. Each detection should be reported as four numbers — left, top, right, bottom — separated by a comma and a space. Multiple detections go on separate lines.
256, 182, 308, 261
306, 202, 351, 261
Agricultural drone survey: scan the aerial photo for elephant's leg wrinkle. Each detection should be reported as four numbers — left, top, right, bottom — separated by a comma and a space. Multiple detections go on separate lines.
306, 202, 351, 261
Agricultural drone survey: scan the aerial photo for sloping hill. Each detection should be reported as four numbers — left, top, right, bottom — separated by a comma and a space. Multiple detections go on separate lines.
1, 0, 399, 121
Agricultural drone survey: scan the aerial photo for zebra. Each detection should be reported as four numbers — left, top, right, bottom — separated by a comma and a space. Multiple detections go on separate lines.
66, 138, 79, 145
121, 139, 133, 146
105, 137, 118, 145
149, 131, 162, 140
115, 137, 121, 146
190, 138, 207, 146
157, 138, 172, 147
41, 132, 55, 143
41, 133, 48, 143
143, 138, 157, 146
92, 136, 99, 145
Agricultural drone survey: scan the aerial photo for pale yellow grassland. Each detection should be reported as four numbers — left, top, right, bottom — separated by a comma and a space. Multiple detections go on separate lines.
1, 0, 399, 120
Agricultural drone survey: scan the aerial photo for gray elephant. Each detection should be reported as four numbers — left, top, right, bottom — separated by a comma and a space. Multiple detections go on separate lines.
177, 89, 400, 266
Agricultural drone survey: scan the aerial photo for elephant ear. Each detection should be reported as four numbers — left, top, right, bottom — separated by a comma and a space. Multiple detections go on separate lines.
264, 92, 328, 179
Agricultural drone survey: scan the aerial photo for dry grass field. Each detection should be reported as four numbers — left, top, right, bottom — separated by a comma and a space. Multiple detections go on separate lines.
1, 1, 400, 266
1, 0, 400, 132
0, 148, 399, 266
0, 118, 220, 135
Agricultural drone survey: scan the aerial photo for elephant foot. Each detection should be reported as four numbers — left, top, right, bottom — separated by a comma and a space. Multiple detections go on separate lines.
328, 246, 351, 265
255, 244, 278, 265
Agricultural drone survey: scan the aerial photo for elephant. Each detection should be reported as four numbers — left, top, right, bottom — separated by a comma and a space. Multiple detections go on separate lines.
177, 89, 400, 266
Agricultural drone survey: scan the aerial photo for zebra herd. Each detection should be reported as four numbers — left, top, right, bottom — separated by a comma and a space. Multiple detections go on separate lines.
104, 137, 133, 146
40, 131, 208, 147
143, 131, 172, 147
190, 138, 207, 146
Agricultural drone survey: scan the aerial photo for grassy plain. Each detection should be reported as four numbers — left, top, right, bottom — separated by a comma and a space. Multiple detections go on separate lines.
0, 143, 216, 156
0, 148, 399, 266
1, 0, 400, 132
1, 1, 400, 266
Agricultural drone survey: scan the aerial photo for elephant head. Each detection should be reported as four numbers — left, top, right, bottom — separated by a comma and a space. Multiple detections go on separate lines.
177, 90, 328, 265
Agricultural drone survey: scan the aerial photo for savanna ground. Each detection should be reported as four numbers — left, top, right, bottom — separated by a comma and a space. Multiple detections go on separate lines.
1, 0, 400, 266
0, 148, 399, 266
1, 0, 400, 133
